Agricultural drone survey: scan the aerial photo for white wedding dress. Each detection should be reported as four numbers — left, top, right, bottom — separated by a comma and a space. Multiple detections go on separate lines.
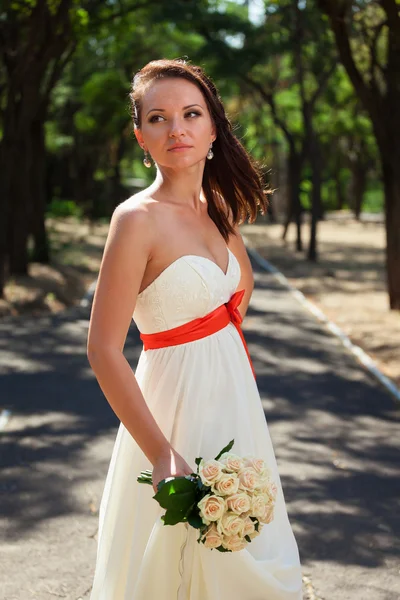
89, 246, 303, 600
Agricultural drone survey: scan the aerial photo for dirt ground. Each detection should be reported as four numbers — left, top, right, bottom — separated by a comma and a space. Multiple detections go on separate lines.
1, 214, 398, 390
242, 214, 400, 389
0, 218, 109, 318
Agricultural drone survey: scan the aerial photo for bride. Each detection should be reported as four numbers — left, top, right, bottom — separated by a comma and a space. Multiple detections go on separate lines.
87, 58, 303, 599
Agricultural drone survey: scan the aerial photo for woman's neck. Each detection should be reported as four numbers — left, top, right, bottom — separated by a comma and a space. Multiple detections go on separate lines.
148, 164, 206, 212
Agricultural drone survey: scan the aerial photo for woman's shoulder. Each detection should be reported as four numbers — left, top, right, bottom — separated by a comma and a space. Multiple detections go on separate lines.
107, 192, 160, 252
112, 191, 160, 227
116, 189, 157, 214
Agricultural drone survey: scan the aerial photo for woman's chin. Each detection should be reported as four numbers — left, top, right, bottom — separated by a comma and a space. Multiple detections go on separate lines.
158, 157, 205, 171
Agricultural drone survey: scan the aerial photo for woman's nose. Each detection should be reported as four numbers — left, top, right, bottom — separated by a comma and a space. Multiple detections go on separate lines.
169, 117, 186, 138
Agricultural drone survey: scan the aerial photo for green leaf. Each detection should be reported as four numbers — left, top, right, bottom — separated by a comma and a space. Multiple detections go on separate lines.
137, 476, 153, 485
162, 509, 187, 526
137, 470, 153, 484
214, 439, 235, 461
245, 535, 251, 543
187, 511, 204, 529
186, 502, 199, 519
153, 477, 197, 512
216, 545, 231, 552
196, 478, 211, 494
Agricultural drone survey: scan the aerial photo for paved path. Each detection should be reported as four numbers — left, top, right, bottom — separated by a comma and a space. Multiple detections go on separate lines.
0, 253, 399, 600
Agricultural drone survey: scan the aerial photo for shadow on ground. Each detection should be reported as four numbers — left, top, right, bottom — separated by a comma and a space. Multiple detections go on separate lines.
0, 256, 399, 586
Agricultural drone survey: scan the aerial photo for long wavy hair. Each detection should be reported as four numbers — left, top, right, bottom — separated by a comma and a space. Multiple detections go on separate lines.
130, 58, 269, 241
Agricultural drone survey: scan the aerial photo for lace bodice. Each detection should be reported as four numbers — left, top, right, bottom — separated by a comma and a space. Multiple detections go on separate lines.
132, 248, 241, 334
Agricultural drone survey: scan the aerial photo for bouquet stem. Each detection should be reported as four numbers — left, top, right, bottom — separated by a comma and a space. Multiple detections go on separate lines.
137, 469, 153, 485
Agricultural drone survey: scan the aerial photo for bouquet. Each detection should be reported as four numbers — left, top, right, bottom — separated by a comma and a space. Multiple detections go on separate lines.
137, 439, 277, 552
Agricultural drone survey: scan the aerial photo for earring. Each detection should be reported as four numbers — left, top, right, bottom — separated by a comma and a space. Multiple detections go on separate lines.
207, 142, 214, 160
143, 149, 152, 168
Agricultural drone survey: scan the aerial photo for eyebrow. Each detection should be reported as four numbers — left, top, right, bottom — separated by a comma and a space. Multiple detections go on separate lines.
146, 104, 204, 116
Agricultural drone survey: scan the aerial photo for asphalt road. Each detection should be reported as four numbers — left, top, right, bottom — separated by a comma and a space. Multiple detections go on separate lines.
0, 253, 399, 600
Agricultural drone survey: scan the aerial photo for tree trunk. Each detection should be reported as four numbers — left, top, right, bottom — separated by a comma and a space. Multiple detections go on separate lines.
317, 0, 400, 308
307, 131, 322, 261
31, 117, 50, 263
5, 119, 31, 275
108, 135, 127, 213
335, 177, 345, 211
0, 141, 8, 296
381, 158, 400, 310
351, 162, 367, 220
282, 149, 304, 251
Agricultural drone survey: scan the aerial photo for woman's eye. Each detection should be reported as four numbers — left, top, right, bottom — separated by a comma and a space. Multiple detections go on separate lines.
148, 111, 201, 123
149, 115, 164, 123
186, 111, 201, 118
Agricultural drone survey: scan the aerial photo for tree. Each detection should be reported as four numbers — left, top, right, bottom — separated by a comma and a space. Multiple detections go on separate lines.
164, 0, 337, 258
318, 0, 400, 308
0, 0, 155, 297
0, 0, 79, 294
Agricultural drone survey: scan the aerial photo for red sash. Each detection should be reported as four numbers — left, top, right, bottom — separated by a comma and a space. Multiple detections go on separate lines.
140, 289, 256, 379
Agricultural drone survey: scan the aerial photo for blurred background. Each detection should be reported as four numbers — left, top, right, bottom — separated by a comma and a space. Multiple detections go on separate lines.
0, 0, 399, 385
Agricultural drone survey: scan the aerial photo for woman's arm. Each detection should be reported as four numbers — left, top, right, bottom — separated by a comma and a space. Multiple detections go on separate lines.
87, 200, 172, 466
228, 226, 254, 320
226, 209, 255, 320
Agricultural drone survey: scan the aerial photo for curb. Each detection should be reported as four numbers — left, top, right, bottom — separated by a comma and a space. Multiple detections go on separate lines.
0, 409, 12, 432
80, 280, 97, 308
243, 236, 400, 405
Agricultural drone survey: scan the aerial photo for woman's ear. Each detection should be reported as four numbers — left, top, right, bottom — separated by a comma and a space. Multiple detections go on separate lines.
134, 127, 144, 148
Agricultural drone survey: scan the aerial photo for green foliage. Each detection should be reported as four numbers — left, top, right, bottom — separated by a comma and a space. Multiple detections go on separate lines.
214, 439, 234, 461
154, 476, 197, 508
46, 199, 83, 218
40, 0, 385, 222
363, 185, 384, 213
45, 121, 74, 152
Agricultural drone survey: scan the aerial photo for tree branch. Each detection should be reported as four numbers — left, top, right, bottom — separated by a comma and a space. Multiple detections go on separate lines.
317, 0, 381, 122
309, 61, 337, 111
242, 72, 296, 151
380, 0, 400, 28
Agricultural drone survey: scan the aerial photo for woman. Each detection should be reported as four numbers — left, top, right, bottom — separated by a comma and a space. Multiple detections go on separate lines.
87, 58, 303, 600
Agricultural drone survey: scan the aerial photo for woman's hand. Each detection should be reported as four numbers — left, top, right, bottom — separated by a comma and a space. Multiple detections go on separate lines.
152, 446, 194, 494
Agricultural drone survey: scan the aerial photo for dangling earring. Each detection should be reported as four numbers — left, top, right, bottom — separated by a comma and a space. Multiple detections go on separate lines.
207, 142, 214, 160
143, 149, 152, 168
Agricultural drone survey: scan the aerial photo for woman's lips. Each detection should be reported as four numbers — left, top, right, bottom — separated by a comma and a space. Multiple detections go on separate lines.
168, 146, 192, 152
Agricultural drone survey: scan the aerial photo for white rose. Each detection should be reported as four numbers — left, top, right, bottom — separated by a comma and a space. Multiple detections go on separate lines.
270, 481, 278, 500
219, 452, 245, 473
211, 472, 240, 496
238, 467, 258, 493
243, 516, 256, 537
199, 459, 224, 486
202, 523, 223, 549
256, 475, 272, 492
259, 504, 275, 524
248, 523, 263, 540
197, 494, 226, 525
223, 534, 248, 552
250, 493, 269, 518
226, 492, 251, 515
217, 511, 245, 537
244, 456, 268, 476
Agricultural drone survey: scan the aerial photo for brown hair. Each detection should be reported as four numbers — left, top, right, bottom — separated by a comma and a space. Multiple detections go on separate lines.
130, 58, 269, 241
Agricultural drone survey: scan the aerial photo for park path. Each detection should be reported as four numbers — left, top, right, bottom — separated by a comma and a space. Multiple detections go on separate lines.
0, 251, 399, 600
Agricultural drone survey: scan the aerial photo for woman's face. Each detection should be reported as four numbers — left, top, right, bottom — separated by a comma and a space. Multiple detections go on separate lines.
135, 77, 216, 169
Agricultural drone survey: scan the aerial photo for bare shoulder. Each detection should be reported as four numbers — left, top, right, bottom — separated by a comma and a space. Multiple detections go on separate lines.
108, 192, 158, 249
111, 192, 154, 228
87, 192, 158, 352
